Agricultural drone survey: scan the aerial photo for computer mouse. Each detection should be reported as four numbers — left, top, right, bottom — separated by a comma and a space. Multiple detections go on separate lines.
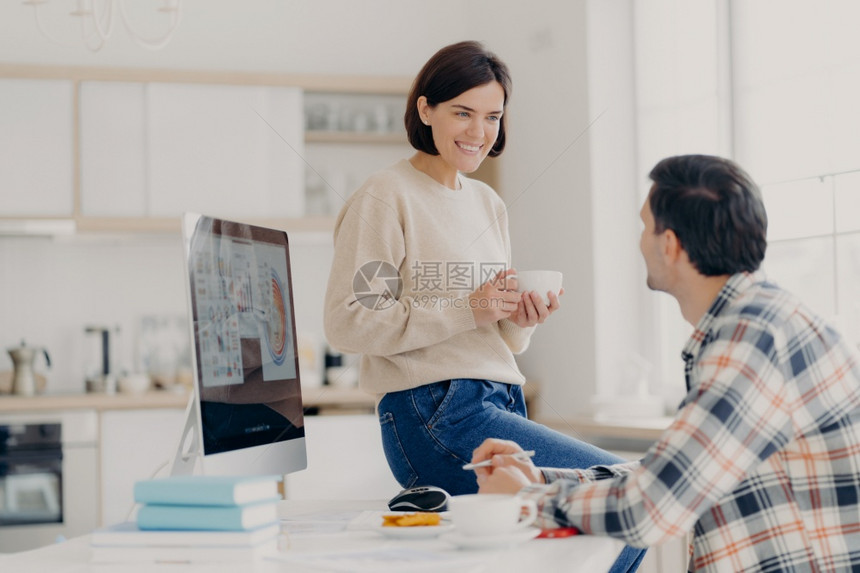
387, 486, 451, 512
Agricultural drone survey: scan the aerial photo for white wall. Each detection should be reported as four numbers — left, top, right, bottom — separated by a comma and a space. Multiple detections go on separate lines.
0, 235, 187, 391
477, 4, 600, 418
0, 1, 623, 417
1, 0, 503, 74
585, 1, 643, 405
478, 2, 644, 419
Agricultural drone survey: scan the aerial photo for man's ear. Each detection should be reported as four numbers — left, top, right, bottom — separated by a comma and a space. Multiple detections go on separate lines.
662, 229, 683, 263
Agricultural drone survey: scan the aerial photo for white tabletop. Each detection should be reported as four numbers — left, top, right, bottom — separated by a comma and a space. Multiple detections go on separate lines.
2, 499, 625, 573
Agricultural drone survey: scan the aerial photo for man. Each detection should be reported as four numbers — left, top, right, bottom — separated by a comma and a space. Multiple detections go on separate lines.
473, 155, 860, 572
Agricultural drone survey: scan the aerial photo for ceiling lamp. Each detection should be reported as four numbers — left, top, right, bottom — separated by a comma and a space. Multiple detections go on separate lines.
23, 0, 183, 52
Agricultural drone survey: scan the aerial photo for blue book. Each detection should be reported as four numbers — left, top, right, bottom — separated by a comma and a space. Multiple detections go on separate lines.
136, 501, 279, 531
133, 475, 281, 507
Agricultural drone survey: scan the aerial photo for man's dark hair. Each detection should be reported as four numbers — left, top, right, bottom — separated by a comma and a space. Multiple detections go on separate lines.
648, 154, 768, 276
405, 41, 511, 157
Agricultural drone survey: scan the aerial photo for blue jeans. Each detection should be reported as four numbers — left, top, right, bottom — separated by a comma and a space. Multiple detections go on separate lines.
378, 379, 646, 573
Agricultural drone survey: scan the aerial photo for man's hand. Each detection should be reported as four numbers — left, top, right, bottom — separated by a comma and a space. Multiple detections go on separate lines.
469, 438, 544, 493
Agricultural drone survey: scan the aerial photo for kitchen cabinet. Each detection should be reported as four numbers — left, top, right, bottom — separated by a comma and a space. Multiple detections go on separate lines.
0, 389, 392, 536
98, 408, 186, 526
0, 65, 505, 234
284, 414, 401, 500
0, 78, 74, 217
148, 83, 304, 219
97, 408, 398, 522
79, 81, 147, 217
80, 82, 305, 220
0, 64, 412, 235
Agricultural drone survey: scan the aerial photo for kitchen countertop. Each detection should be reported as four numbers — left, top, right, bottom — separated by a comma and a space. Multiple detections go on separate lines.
534, 414, 674, 445
0, 389, 674, 439
0, 389, 190, 413
0, 386, 378, 415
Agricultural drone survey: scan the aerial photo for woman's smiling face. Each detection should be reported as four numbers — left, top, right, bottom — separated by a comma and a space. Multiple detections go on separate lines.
419, 81, 505, 175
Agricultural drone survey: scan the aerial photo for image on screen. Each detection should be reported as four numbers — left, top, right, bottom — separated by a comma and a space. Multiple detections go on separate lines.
185, 215, 305, 458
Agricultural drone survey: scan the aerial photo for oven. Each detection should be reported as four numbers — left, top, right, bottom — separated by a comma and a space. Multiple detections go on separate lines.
0, 410, 98, 553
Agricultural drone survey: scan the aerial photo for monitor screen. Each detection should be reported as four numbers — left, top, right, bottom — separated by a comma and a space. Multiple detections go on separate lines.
171, 213, 307, 478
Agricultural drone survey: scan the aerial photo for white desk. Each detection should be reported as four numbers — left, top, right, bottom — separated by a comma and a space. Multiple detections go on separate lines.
2, 499, 625, 572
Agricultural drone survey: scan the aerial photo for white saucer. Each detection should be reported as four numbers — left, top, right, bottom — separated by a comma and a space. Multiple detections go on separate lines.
441, 527, 540, 549
375, 523, 455, 539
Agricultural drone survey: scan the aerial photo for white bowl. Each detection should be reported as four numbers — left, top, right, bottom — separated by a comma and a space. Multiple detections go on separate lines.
118, 373, 151, 394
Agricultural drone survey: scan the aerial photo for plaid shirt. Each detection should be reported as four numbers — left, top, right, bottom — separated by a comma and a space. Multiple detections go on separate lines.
520, 271, 860, 572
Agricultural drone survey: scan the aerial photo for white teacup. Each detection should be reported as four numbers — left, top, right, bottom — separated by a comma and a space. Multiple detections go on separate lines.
514, 270, 563, 306
448, 494, 537, 537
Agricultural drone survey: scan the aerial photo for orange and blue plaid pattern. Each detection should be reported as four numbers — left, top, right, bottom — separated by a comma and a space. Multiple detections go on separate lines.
520, 271, 860, 572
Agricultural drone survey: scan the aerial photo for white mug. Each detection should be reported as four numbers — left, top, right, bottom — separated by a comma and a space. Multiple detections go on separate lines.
448, 494, 537, 537
514, 270, 563, 306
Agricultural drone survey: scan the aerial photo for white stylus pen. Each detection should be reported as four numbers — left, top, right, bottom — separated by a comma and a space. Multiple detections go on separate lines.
462, 450, 536, 470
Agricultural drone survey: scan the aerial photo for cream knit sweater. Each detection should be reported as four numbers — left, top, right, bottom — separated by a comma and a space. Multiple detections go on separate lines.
324, 159, 533, 397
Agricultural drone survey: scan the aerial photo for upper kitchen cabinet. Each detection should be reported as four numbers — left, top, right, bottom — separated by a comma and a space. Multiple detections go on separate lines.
149, 84, 304, 219
80, 82, 304, 221
0, 79, 74, 217
79, 82, 147, 217
0, 65, 412, 234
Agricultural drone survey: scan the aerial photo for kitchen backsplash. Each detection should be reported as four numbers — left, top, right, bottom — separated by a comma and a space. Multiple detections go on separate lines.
0, 234, 334, 395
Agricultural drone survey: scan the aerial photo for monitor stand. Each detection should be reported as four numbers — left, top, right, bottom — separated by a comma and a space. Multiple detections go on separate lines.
168, 393, 202, 476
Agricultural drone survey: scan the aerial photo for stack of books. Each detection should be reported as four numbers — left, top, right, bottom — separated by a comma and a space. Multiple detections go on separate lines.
90, 474, 283, 564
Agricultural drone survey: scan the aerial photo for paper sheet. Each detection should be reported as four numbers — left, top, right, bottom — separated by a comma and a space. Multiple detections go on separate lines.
267, 547, 485, 572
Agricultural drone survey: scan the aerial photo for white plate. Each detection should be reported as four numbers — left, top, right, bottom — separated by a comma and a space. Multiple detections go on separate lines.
440, 527, 540, 549
375, 523, 455, 539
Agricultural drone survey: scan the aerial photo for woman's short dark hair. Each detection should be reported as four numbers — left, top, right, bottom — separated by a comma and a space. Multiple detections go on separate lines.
405, 41, 511, 157
648, 154, 768, 276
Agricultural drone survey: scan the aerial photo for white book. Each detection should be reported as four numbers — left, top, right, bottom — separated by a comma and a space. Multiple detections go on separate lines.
90, 537, 280, 563
91, 521, 280, 547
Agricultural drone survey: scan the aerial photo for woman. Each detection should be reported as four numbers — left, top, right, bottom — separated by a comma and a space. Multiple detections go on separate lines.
324, 40, 628, 497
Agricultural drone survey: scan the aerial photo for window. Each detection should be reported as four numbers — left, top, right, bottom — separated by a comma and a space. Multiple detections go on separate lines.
634, 0, 860, 405
733, 0, 860, 347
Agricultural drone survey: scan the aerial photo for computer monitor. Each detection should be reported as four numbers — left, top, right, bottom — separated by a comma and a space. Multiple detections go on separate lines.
170, 213, 307, 478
